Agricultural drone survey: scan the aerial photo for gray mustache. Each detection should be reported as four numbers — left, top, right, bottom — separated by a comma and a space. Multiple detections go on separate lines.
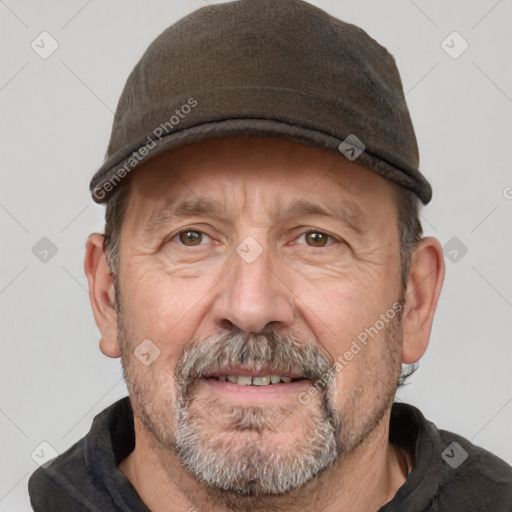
175, 331, 334, 390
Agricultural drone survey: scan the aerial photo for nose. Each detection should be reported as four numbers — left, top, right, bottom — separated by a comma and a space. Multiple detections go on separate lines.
212, 244, 295, 334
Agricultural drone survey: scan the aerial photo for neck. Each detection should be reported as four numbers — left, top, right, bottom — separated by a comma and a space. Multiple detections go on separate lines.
119, 408, 408, 512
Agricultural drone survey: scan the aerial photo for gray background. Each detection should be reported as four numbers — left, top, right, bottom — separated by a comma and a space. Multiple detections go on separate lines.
1, 0, 511, 509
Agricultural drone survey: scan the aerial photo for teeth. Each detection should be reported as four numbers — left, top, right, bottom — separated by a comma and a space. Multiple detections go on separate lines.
217, 375, 297, 385
252, 376, 270, 386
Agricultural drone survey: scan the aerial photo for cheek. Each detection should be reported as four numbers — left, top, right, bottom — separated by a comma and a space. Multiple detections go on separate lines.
293, 277, 393, 344
295, 283, 402, 401
331, 316, 403, 416
118, 263, 217, 359
282, 250, 401, 326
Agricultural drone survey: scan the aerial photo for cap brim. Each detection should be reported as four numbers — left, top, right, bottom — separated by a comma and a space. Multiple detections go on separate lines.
90, 118, 432, 204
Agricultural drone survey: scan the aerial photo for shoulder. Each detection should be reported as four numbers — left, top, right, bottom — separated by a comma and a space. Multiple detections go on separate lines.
28, 397, 135, 512
435, 428, 512, 510
388, 403, 512, 511
28, 438, 94, 511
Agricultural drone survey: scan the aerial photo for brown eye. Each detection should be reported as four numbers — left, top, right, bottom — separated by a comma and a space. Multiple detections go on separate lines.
178, 230, 203, 246
304, 231, 330, 247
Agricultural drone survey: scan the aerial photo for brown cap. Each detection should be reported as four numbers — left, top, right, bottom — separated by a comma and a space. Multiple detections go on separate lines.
90, 0, 432, 204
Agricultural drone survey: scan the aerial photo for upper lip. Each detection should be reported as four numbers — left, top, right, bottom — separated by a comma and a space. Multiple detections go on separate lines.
203, 366, 305, 379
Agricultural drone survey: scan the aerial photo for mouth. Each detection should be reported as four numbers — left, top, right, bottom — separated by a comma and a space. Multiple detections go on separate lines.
207, 374, 303, 385
200, 367, 312, 401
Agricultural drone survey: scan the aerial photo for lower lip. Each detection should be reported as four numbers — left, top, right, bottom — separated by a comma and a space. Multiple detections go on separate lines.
202, 377, 312, 402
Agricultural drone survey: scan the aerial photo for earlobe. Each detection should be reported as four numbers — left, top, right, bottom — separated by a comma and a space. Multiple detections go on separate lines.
84, 233, 121, 358
401, 237, 445, 364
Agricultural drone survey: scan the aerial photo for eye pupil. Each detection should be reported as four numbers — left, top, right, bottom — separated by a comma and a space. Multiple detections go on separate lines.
306, 232, 327, 247
179, 230, 202, 246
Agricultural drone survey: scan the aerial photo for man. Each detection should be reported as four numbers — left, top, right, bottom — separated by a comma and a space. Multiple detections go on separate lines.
28, 0, 512, 510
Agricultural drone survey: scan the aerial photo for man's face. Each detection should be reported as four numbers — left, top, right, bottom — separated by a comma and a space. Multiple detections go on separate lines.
115, 137, 404, 495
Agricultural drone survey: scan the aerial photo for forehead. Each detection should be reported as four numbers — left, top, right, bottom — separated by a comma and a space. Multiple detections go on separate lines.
124, 136, 398, 225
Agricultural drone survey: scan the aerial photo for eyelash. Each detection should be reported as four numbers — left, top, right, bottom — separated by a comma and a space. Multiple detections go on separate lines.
170, 229, 339, 247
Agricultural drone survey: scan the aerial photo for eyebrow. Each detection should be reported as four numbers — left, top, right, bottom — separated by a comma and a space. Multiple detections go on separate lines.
276, 199, 367, 235
142, 196, 227, 232
143, 196, 367, 235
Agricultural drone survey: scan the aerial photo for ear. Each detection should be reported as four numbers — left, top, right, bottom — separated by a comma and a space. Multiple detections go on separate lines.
401, 237, 445, 364
84, 233, 120, 358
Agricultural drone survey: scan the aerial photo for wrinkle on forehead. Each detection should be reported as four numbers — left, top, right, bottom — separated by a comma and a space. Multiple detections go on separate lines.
140, 194, 368, 237
124, 136, 396, 235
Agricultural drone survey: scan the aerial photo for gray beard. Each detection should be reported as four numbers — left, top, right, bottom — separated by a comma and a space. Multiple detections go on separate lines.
174, 389, 340, 496
172, 331, 341, 495
120, 325, 401, 503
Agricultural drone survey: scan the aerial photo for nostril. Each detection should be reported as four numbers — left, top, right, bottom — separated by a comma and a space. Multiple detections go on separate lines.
218, 319, 235, 330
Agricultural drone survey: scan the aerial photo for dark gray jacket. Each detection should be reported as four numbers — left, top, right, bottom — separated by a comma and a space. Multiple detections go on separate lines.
28, 398, 512, 511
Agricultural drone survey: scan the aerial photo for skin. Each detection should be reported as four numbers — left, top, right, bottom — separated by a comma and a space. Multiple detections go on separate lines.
84, 137, 445, 512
